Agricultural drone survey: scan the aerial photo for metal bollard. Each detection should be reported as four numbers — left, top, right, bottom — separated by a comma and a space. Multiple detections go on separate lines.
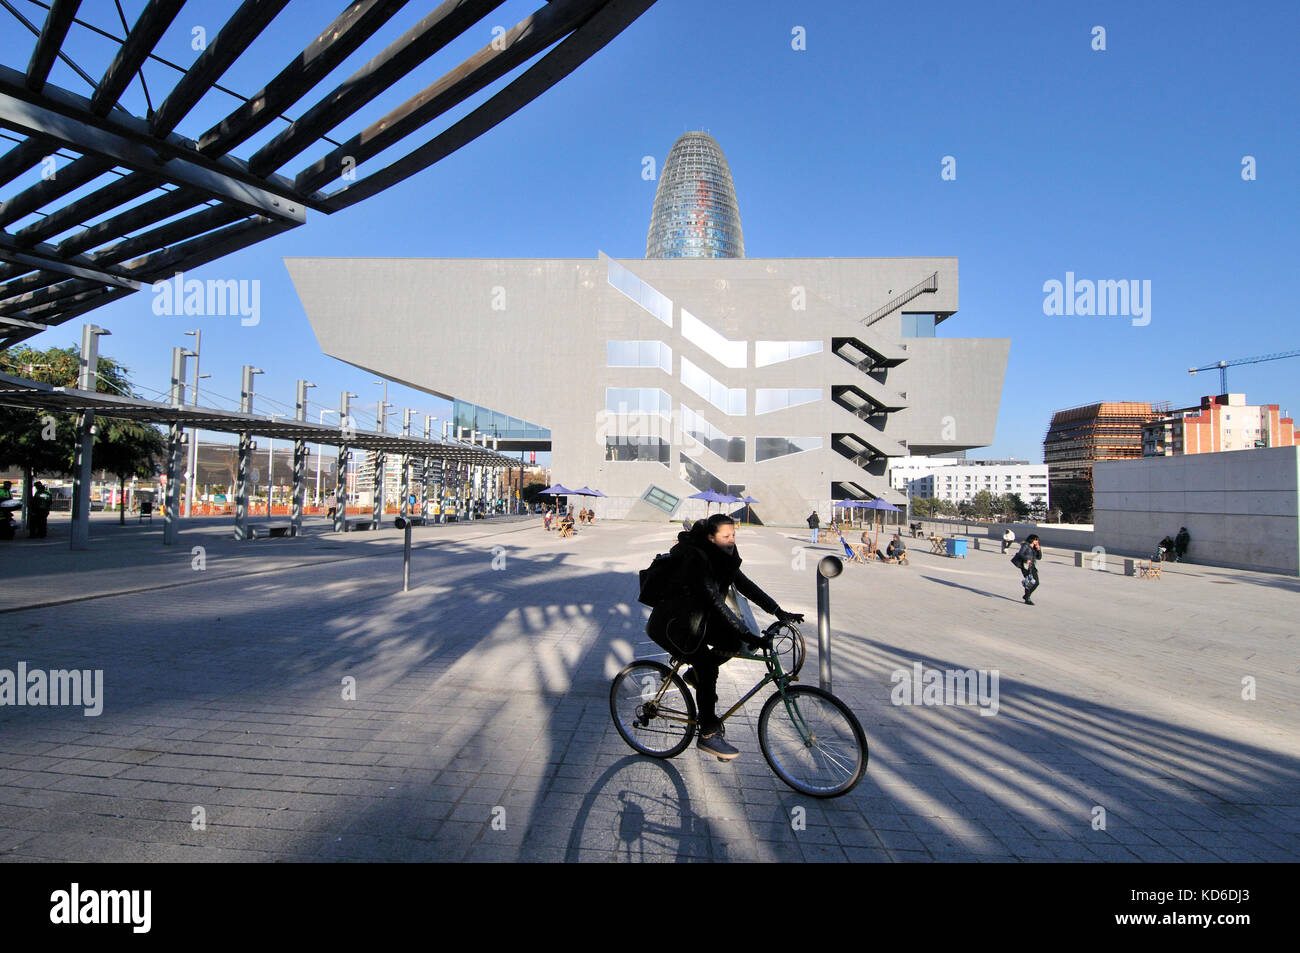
816, 555, 843, 692
395, 516, 413, 591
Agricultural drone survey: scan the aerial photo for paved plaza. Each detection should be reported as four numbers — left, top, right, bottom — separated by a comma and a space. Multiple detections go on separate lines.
0, 513, 1297, 862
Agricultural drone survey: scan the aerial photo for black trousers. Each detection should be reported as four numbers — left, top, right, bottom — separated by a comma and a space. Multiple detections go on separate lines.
647, 615, 736, 735
29, 510, 48, 537
1020, 565, 1039, 598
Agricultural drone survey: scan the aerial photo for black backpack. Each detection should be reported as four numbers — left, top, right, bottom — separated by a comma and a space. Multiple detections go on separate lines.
637, 552, 681, 608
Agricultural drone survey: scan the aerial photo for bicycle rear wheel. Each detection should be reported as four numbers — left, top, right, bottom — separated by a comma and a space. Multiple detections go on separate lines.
758, 686, 867, 797
610, 660, 697, 758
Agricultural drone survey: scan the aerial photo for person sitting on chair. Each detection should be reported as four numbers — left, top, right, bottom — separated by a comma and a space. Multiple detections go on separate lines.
885, 534, 907, 564
1157, 535, 1175, 562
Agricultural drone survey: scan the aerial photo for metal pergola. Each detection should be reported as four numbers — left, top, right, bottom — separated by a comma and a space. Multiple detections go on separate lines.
0, 0, 656, 347
1, 365, 524, 543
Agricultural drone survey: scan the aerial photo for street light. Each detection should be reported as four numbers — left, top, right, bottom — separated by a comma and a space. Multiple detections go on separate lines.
318, 408, 339, 508
266, 412, 285, 519
182, 330, 200, 517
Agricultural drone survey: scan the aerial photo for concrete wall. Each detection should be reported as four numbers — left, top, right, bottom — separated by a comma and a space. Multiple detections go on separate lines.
1093, 447, 1300, 575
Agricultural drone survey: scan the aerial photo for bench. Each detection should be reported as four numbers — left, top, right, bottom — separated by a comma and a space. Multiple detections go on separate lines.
250, 522, 294, 539
398, 515, 426, 527
344, 519, 372, 532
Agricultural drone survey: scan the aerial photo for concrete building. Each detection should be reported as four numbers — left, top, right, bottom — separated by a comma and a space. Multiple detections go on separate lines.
886, 453, 965, 491
1094, 446, 1300, 576
290, 253, 1009, 524
290, 134, 1010, 524
907, 461, 1049, 508
1143, 393, 1300, 456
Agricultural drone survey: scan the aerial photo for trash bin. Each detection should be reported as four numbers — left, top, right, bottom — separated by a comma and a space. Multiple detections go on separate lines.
946, 537, 968, 558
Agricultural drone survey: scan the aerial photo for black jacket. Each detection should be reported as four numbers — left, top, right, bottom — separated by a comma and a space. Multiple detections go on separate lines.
807, 512, 819, 529
1013, 541, 1039, 568
647, 522, 779, 654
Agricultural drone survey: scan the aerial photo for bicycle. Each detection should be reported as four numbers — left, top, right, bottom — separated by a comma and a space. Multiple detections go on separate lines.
609, 620, 868, 798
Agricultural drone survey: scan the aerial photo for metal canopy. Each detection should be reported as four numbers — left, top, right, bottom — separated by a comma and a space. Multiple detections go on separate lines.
0, 0, 657, 347
0, 370, 519, 465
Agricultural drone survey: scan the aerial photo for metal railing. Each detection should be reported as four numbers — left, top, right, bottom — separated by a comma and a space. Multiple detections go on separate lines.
862, 271, 939, 327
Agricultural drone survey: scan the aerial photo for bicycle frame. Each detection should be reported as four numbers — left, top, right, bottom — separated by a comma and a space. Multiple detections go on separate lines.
649, 639, 798, 730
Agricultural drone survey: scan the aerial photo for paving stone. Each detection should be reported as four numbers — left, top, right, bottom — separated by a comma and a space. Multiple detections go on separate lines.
0, 517, 1295, 863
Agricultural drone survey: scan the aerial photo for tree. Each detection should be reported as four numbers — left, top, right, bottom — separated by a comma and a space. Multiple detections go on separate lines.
94, 419, 167, 524
970, 490, 995, 521
0, 345, 143, 523
1007, 493, 1031, 521
1055, 484, 1093, 523
911, 496, 938, 518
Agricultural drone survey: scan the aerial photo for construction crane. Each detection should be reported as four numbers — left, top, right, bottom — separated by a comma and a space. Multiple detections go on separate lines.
1188, 349, 1300, 393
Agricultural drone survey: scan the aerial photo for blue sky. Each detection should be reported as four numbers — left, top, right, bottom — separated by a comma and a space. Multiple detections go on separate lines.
5, 0, 1298, 461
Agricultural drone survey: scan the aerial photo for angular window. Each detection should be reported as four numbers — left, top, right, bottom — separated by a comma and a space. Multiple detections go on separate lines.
606, 437, 670, 466
681, 357, 745, 415
680, 453, 744, 498
755, 340, 823, 367
756, 437, 823, 462
605, 388, 671, 418
681, 405, 746, 462
607, 258, 672, 326
641, 485, 680, 515
681, 309, 745, 368
754, 388, 821, 415
607, 340, 671, 373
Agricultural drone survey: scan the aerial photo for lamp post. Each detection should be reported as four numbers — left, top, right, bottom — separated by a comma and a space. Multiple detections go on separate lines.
70, 325, 110, 550
266, 412, 284, 519
182, 329, 200, 517
318, 409, 339, 509
234, 367, 262, 541
373, 380, 394, 527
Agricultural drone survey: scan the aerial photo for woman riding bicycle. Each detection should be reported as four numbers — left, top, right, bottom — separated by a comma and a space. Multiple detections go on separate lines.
645, 514, 803, 761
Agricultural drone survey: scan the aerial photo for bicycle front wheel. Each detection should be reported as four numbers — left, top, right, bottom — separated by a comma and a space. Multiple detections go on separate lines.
758, 686, 867, 798
610, 660, 697, 758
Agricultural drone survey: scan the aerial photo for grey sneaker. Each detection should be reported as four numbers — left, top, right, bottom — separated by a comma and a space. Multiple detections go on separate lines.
698, 726, 739, 761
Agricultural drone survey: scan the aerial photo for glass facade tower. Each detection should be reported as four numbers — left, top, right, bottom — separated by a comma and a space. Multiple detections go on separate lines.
645, 132, 745, 259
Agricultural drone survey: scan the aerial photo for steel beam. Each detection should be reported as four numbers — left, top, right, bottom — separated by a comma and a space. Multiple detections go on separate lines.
26, 0, 83, 92
89, 0, 187, 117
0, 152, 119, 228
323, 0, 656, 211
298, 0, 600, 192
150, 0, 291, 137
0, 87, 308, 222
198, 0, 409, 157
0, 136, 55, 189
249, 0, 507, 176
54, 187, 201, 259
0, 232, 145, 290
14, 170, 158, 247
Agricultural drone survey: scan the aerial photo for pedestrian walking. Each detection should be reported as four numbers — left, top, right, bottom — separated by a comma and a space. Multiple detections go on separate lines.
1011, 534, 1042, 605
806, 510, 820, 545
